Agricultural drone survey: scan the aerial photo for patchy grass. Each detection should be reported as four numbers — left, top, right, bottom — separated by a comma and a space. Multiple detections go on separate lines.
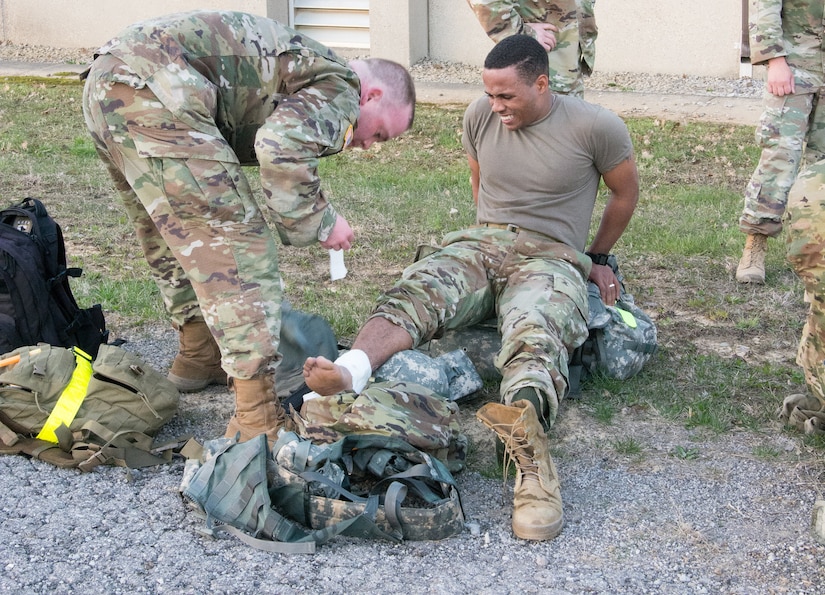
0, 79, 819, 460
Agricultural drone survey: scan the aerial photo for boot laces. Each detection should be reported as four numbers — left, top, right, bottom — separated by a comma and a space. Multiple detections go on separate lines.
742, 235, 767, 268
496, 426, 540, 487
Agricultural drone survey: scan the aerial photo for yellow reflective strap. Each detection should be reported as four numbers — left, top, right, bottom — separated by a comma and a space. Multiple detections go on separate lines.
618, 307, 637, 329
36, 347, 94, 443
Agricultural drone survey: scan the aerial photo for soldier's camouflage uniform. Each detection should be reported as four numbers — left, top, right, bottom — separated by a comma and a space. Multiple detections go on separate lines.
466, 0, 597, 97
785, 158, 825, 408
82, 11, 360, 379
740, 0, 825, 237
369, 227, 592, 427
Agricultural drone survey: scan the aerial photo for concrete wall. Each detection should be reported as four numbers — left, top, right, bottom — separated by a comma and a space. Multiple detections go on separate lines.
596, 1, 743, 77
0, 0, 287, 49
431, 0, 745, 77
0, 0, 746, 78
370, 0, 429, 67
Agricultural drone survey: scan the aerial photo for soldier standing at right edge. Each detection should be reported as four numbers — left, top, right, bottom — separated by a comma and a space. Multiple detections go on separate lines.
466, 0, 597, 98
736, 0, 825, 284
782, 159, 825, 543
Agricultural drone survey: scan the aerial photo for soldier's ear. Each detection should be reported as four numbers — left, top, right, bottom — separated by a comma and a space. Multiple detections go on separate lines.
360, 86, 384, 105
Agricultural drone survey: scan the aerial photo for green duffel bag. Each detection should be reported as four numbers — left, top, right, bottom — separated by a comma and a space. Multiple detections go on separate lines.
0, 343, 180, 470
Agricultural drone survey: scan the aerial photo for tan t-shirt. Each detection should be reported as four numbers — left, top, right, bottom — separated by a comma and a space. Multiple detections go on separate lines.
462, 94, 633, 250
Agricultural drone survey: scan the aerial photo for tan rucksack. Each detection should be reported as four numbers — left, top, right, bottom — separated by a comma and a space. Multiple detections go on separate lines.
0, 343, 180, 470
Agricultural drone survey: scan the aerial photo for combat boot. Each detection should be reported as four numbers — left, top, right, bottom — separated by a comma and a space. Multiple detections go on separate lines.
477, 400, 563, 541
167, 320, 227, 392
225, 375, 286, 442
736, 234, 768, 284
778, 393, 825, 435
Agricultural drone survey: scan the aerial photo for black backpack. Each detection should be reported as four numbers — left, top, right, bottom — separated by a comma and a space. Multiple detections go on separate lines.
0, 198, 108, 357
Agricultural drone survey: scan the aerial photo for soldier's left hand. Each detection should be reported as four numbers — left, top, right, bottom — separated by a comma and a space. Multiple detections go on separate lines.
588, 264, 620, 306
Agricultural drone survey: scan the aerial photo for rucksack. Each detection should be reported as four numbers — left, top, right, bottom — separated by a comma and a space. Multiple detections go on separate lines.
0, 197, 108, 357
180, 429, 465, 554
567, 255, 657, 394
0, 343, 180, 470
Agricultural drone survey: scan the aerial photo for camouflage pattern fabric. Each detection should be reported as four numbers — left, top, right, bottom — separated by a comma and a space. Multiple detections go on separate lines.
784, 158, 825, 433
424, 272, 657, 392
740, 0, 825, 237
368, 227, 591, 428
82, 11, 361, 378
294, 380, 468, 473
181, 432, 465, 548
269, 432, 465, 542
466, 0, 597, 97
373, 348, 483, 402
580, 281, 657, 381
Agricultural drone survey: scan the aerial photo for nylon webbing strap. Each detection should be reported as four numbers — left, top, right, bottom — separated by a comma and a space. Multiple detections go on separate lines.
36, 347, 93, 443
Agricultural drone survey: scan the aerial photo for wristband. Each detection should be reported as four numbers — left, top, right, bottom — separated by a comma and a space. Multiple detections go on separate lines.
585, 252, 610, 266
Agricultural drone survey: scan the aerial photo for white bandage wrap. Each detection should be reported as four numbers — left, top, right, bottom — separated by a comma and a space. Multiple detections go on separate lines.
335, 349, 371, 394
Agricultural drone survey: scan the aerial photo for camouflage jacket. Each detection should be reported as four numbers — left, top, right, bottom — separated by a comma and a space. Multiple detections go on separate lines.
750, 0, 825, 74
96, 10, 361, 246
466, 0, 597, 74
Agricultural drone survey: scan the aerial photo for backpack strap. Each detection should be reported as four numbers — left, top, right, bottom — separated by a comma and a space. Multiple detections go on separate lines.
208, 524, 316, 554
35, 347, 93, 443
73, 419, 175, 472
566, 345, 584, 398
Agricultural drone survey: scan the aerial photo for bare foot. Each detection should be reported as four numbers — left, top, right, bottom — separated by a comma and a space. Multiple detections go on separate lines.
303, 356, 353, 395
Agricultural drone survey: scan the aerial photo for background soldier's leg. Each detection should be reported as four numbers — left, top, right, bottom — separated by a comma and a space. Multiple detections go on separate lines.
786, 159, 825, 405
740, 92, 815, 236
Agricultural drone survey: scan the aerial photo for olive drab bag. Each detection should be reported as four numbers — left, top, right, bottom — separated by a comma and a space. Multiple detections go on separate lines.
180, 431, 465, 554
0, 197, 108, 357
0, 343, 180, 470
567, 255, 657, 394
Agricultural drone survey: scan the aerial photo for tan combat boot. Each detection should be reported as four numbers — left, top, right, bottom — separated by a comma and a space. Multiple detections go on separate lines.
736, 234, 768, 284
167, 320, 227, 392
778, 393, 825, 436
476, 400, 563, 541
225, 375, 286, 442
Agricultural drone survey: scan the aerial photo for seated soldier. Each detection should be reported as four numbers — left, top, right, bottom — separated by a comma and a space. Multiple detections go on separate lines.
304, 35, 639, 542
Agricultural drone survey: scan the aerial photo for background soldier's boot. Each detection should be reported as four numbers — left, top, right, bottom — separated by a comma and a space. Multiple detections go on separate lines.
778, 393, 825, 436
167, 320, 227, 392
477, 400, 563, 541
225, 375, 285, 442
736, 234, 768, 284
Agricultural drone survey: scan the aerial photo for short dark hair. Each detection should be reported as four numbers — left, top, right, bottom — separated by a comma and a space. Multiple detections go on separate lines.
483, 34, 549, 85
364, 58, 416, 127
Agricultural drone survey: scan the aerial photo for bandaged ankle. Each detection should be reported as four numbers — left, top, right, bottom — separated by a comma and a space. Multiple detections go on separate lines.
335, 349, 371, 394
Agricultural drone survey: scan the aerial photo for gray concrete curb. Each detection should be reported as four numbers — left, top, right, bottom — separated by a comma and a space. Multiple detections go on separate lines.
415, 80, 763, 126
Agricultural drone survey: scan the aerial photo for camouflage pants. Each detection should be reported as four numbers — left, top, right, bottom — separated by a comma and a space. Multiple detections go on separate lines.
547, 43, 585, 98
82, 56, 282, 379
740, 67, 825, 237
370, 227, 590, 426
785, 158, 825, 405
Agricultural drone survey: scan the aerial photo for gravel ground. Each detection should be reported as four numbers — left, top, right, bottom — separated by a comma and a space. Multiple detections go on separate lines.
2, 41, 822, 595
2, 327, 823, 594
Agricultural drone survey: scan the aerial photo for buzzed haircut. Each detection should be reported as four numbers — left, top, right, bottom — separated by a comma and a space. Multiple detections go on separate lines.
364, 58, 416, 126
484, 34, 549, 85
